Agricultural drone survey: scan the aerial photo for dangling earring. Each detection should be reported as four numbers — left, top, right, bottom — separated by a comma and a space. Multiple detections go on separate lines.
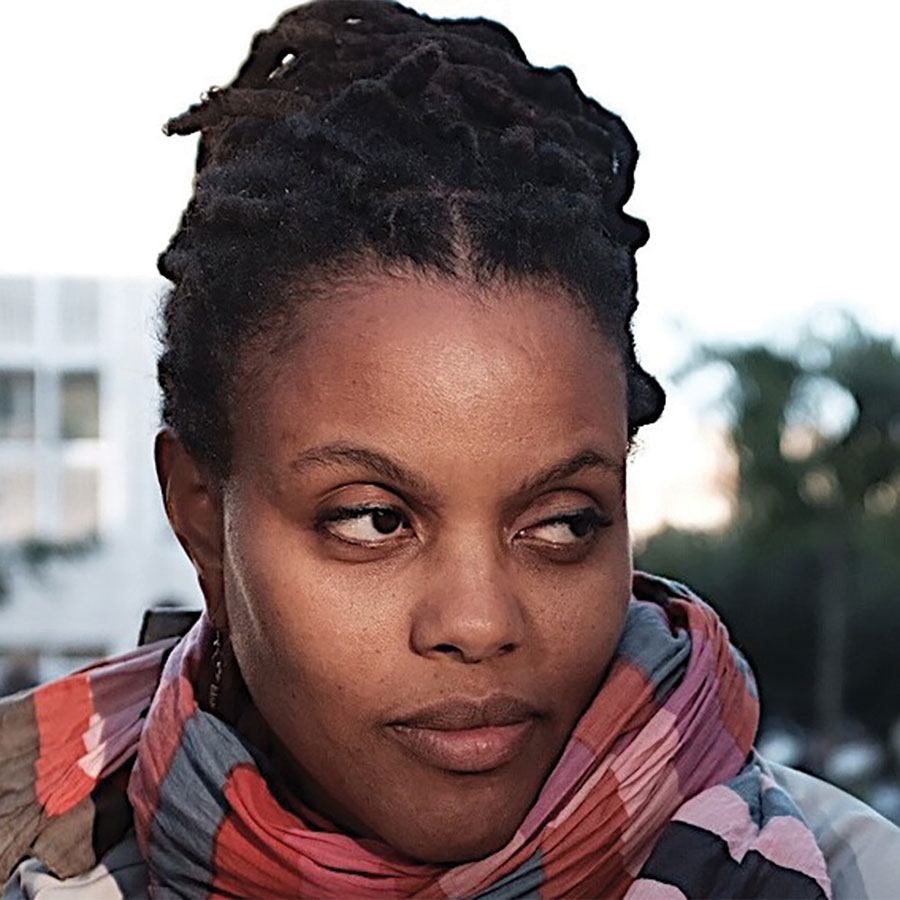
209, 628, 225, 712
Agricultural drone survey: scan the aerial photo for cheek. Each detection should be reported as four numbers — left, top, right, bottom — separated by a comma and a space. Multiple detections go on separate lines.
526, 525, 632, 690
221, 508, 394, 728
529, 520, 631, 619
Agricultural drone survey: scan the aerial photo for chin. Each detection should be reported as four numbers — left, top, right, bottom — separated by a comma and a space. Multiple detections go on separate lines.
387, 810, 522, 864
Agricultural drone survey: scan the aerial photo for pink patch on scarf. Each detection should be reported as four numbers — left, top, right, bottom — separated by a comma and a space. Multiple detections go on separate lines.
672, 784, 831, 895
625, 878, 688, 898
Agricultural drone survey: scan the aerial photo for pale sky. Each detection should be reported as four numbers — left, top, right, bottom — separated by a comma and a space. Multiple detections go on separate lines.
2, 0, 898, 532
2, 1, 897, 353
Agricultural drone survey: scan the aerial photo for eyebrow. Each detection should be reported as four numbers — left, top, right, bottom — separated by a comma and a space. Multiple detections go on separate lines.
288, 442, 624, 502
289, 443, 436, 500
516, 448, 624, 495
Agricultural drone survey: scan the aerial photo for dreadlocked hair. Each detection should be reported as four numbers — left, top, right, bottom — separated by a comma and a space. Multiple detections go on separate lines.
157, 0, 665, 481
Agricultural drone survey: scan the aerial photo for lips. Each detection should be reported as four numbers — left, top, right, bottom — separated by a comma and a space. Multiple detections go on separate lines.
386, 695, 540, 773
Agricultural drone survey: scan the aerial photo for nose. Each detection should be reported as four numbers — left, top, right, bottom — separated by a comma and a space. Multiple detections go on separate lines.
409, 539, 526, 664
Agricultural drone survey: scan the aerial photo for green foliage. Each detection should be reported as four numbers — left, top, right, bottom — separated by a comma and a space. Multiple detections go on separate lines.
638, 316, 900, 737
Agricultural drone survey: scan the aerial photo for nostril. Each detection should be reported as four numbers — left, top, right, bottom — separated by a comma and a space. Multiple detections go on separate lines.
430, 640, 518, 661
433, 642, 486, 662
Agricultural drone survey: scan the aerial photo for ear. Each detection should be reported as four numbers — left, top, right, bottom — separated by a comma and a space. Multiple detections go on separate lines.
154, 428, 228, 628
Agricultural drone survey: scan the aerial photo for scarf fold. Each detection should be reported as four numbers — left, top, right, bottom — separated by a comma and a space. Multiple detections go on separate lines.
0, 573, 831, 898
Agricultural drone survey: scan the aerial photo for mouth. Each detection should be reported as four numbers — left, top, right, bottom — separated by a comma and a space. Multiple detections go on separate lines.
386, 694, 541, 774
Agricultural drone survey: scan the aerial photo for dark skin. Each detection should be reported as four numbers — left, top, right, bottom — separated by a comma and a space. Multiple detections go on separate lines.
156, 270, 633, 863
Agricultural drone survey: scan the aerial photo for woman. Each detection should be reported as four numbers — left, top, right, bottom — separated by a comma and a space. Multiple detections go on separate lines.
2, 1, 898, 897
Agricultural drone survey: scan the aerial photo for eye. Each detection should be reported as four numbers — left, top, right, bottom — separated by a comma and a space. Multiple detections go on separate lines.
519, 508, 610, 546
319, 504, 412, 546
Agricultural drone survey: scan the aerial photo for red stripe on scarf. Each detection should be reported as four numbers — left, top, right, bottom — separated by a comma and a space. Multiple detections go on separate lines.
576, 659, 655, 753
212, 765, 308, 898
540, 784, 631, 897
34, 673, 96, 816
213, 764, 439, 898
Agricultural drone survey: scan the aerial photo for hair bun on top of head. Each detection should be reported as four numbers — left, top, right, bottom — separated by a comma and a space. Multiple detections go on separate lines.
157, 0, 664, 478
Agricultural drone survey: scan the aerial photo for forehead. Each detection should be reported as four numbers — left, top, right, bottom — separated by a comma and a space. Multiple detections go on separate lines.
231, 273, 628, 482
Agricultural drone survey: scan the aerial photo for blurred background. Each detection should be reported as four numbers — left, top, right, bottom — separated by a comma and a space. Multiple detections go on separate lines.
1, 2, 898, 819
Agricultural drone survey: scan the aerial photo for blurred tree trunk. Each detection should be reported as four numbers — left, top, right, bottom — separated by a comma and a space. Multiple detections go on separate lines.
813, 533, 848, 767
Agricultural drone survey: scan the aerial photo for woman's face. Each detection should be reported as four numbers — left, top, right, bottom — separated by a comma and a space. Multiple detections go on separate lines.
220, 272, 632, 862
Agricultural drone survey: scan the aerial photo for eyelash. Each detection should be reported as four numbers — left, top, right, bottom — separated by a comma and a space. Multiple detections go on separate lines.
317, 504, 610, 549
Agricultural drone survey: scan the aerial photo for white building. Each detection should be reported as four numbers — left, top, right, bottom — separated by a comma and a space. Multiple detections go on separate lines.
0, 276, 199, 685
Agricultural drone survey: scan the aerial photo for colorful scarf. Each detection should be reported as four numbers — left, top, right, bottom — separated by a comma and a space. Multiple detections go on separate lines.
0, 574, 831, 898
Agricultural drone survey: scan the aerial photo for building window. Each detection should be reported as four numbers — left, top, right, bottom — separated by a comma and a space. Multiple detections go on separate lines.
0, 371, 35, 439
60, 372, 99, 439
0, 466, 35, 541
60, 465, 99, 540
0, 279, 34, 343
59, 279, 100, 344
